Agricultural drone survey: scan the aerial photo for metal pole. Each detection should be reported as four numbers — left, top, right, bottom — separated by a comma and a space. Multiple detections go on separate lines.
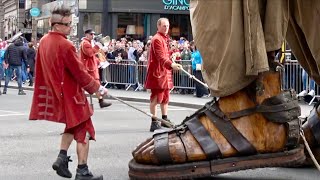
31, 0, 37, 45
108, 94, 175, 128
89, 94, 94, 110
179, 67, 209, 89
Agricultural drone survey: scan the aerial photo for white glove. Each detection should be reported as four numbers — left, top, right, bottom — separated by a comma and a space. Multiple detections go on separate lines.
98, 85, 108, 95
94, 42, 103, 49
171, 63, 182, 70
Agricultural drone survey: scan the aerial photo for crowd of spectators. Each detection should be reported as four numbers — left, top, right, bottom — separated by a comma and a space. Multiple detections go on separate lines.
0, 37, 36, 95
94, 35, 208, 97
0, 34, 210, 97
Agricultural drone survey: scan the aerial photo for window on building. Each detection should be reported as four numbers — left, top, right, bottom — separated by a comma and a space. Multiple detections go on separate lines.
117, 13, 146, 41
19, 0, 25, 9
82, 13, 102, 35
160, 14, 192, 40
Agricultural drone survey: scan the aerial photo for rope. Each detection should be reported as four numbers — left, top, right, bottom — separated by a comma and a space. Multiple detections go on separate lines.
300, 129, 320, 171
107, 94, 175, 128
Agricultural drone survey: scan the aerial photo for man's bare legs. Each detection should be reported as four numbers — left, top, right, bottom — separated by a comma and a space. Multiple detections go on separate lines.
75, 136, 103, 180
150, 97, 169, 117
160, 103, 168, 118
77, 138, 89, 165
52, 133, 74, 178
150, 97, 158, 117
149, 97, 162, 132
60, 133, 74, 150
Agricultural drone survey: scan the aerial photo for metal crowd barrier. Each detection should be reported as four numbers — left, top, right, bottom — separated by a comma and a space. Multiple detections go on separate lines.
173, 60, 195, 91
282, 60, 319, 104
102, 59, 318, 103
104, 59, 138, 91
103, 59, 196, 92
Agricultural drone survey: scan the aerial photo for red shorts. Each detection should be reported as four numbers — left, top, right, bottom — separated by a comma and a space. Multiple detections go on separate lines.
64, 118, 95, 144
150, 89, 170, 104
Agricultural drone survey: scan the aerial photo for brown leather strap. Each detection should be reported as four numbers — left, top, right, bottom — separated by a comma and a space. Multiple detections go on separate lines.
205, 107, 257, 156
226, 107, 257, 119
227, 101, 298, 119
308, 107, 320, 145
186, 116, 222, 159
286, 119, 300, 148
227, 91, 299, 120
154, 132, 173, 164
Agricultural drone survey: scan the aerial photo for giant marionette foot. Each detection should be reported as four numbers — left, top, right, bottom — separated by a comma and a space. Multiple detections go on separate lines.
129, 70, 306, 180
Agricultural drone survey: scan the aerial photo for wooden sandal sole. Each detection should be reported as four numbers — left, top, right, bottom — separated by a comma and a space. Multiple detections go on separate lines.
128, 145, 305, 180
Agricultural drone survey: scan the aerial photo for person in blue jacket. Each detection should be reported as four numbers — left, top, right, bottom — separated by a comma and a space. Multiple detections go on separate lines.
190, 41, 209, 98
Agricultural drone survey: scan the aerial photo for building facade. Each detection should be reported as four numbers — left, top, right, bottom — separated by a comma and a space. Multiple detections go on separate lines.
78, 0, 191, 41
0, 0, 27, 40
0, 0, 191, 42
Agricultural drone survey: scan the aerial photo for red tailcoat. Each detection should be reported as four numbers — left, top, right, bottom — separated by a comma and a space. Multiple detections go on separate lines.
80, 38, 100, 80
29, 32, 100, 129
145, 32, 173, 89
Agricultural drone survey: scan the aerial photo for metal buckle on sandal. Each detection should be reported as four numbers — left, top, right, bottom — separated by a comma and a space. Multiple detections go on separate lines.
175, 125, 187, 136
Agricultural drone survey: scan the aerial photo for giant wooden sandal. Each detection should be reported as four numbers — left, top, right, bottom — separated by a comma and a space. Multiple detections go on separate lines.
129, 71, 306, 179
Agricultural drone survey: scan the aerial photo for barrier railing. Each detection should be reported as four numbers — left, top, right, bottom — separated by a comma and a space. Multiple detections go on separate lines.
103, 59, 318, 103
104, 59, 196, 92
282, 60, 319, 104
104, 59, 138, 91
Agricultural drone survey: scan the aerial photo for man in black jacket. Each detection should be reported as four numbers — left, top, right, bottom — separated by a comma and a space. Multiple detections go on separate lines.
3, 37, 29, 95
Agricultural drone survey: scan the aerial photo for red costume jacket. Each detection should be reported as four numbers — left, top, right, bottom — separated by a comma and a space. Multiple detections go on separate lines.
145, 32, 173, 89
29, 32, 100, 129
80, 38, 100, 80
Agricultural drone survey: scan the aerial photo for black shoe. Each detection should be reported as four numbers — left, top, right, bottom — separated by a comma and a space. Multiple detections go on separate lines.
99, 99, 112, 108
3, 88, 6, 94
52, 155, 73, 178
161, 118, 173, 128
75, 167, 103, 180
18, 90, 26, 95
149, 121, 162, 132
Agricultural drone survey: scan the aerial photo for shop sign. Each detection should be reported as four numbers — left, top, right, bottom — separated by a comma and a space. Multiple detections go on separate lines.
163, 0, 189, 11
30, 8, 40, 17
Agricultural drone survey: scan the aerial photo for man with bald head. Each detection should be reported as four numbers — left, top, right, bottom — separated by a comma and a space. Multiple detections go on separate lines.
145, 17, 182, 131
29, 6, 104, 180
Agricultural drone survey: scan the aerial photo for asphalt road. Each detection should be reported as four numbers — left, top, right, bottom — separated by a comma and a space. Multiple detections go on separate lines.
0, 89, 318, 180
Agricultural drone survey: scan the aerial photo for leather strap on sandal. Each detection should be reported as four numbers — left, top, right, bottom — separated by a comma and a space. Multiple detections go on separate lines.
154, 132, 173, 164
226, 91, 300, 123
286, 120, 300, 148
186, 116, 222, 159
205, 106, 257, 156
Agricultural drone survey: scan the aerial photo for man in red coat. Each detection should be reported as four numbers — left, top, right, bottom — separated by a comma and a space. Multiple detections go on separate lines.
80, 28, 111, 108
29, 6, 105, 180
145, 18, 182, 132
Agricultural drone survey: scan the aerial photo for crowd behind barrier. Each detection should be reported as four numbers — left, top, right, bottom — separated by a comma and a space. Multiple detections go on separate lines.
1, 35, 319, 102
103, 59, 196, 92
101, 58, 319, 101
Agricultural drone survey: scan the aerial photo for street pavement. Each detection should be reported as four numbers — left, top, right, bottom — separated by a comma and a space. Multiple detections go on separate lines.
0, 81, 319, 180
